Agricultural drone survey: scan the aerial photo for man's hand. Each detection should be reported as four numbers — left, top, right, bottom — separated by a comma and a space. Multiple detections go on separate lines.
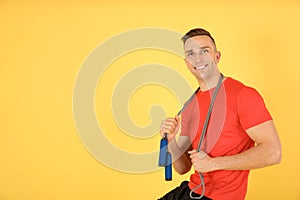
160, 115, 180, 141
188, 150, 216, 173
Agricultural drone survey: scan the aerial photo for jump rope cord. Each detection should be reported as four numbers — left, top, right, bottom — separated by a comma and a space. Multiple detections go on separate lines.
189, 73, 224, 199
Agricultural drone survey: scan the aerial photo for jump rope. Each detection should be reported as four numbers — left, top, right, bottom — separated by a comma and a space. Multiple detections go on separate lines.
158, 73, 224, 199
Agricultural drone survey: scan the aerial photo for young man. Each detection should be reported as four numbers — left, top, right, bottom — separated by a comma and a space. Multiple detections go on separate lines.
158, 28, 282, 200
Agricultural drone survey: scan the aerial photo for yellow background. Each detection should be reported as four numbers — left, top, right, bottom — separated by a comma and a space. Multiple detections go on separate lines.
1, 0, 299, 199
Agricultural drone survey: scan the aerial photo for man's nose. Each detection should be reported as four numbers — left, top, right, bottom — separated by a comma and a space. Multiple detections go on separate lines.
195, 52, 204, 62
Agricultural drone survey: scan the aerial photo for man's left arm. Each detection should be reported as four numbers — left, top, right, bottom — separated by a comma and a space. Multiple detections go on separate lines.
189, 120, 282, 172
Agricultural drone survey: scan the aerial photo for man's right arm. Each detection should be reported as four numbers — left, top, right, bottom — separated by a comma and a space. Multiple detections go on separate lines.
160, 116, 192, 175
168, 136, 193, 174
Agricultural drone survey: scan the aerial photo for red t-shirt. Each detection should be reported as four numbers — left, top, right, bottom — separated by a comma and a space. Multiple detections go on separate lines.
180, 77, 272, 200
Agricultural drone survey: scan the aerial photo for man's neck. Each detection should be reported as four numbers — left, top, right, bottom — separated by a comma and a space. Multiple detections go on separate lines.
198, 73, 223, 91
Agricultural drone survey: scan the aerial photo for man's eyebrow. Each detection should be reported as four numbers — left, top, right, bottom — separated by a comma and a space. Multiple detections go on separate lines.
199, 46, 211, 49
185, 49, 193, 54
185, 46, 211, 53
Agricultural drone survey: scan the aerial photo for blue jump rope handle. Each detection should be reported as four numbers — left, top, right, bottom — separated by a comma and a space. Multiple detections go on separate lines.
158, 133, 172, 181
165, 151, 172, 181
158, 135, 168, 167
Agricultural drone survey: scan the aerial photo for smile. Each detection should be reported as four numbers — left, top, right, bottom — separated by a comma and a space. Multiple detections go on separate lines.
194, 64, 208, 70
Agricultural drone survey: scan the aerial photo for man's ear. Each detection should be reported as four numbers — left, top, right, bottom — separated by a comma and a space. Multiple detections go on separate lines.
215, 51, 221, 63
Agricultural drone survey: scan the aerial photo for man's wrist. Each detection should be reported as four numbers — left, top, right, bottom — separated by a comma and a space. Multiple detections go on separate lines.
212, 156, 224, 171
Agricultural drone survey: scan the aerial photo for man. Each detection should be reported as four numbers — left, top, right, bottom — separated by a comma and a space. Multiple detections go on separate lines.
158, 28, 282, 200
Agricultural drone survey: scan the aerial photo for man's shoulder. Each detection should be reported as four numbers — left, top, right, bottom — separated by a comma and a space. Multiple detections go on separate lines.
224, 77, 246, 92
225, 77, 264, 103
224, 77, 261, 100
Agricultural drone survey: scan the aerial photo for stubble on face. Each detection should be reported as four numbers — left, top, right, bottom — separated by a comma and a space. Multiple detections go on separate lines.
184, 36, 220, 85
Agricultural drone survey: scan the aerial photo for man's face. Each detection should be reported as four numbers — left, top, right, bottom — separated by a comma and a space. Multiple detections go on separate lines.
184, 35, 221, 81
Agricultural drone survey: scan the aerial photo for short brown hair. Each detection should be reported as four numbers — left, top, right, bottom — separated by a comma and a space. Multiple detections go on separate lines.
181, 28, 216, 48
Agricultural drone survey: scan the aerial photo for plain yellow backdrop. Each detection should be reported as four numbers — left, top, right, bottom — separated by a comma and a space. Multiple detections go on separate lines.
1, 0, 300, 199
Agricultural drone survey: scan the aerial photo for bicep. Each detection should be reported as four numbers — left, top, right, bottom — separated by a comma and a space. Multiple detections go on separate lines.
246, 120, 282, 165
246, 120, 281, 147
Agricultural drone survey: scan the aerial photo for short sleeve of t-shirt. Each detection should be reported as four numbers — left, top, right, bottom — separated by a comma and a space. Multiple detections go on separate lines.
237, 87, 272, 131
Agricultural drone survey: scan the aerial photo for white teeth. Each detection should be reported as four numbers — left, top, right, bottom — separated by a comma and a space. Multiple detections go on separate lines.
195, 65, 206, 70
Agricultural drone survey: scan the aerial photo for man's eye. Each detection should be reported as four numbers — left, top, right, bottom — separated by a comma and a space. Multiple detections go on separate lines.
202, 49, 209, 53
187, 52, 194, 56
